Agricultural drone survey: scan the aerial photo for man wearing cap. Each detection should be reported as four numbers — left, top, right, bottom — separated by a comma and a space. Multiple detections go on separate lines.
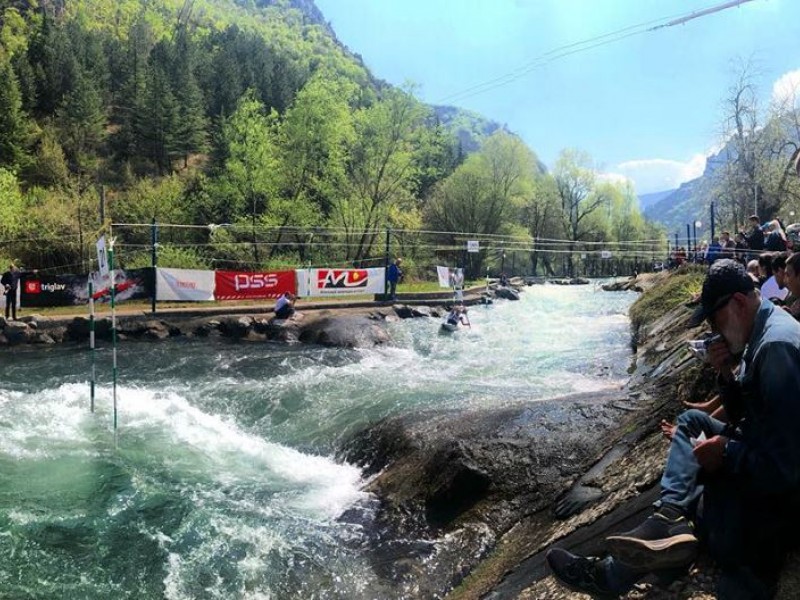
547, 259, 800, 599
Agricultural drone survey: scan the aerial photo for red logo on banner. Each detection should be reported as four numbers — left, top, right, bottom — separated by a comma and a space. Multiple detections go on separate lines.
317, 270, 369, 289
25, 280, 41, 294
215, 270, 296, 301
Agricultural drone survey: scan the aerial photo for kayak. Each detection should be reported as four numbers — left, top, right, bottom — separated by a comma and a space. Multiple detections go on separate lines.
440, 321, 459, 333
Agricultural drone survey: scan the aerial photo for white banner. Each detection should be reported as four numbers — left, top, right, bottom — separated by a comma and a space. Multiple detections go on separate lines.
436, 266, 451, 288
467, 240, 480, 253
96, 236, 109, 277
156, 268, 215, 301
297, 268, 386, 297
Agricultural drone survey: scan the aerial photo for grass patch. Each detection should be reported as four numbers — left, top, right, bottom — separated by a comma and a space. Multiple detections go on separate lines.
629, 265, 705, 334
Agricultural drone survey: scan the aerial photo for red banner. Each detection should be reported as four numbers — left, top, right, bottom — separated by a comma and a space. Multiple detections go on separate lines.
214, 270, 296, 301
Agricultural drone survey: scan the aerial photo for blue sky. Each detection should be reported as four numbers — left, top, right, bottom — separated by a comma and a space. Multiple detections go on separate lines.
314, 0, 799, 194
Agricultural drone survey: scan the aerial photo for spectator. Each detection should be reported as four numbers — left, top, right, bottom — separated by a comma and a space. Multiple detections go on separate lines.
783, 252, 800, 319
746, 259, 761, 284
764, 220, 788, 252
547, 259, 800, 598
386, 258, 403, 301
743, 214, 765, 256
705, 237, 722, 264
1, 264, 36, 321
762, 252, 790, 304
734, 232, 749, 264
719, 231, 736, 260
273, 292, 296, 319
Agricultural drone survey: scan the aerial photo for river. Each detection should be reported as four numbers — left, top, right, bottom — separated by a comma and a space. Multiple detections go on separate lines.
0, 284, 637, 599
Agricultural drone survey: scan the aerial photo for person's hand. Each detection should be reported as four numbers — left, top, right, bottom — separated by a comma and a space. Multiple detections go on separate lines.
707, 338, 736, 379
660, 419, 676, 441
683, 395, 720, 413
693, 435, 728, 473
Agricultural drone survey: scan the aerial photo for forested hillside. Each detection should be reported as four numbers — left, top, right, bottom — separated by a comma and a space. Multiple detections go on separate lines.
0, 0, 662, 278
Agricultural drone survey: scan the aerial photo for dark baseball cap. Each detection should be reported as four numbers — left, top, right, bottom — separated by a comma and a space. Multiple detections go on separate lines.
688, 259, 755, 327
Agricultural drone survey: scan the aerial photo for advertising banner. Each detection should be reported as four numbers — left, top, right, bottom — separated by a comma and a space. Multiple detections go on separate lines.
214, 270, 296, 301
156, 268, 215, 302
436, 266, 451, 289
20, 269, 153, 307
297, 268, 386, 297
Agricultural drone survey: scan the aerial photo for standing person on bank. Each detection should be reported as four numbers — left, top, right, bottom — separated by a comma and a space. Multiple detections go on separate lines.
387, 258, 403, 301
1, 264, 36, 321
547, 259, 800, 599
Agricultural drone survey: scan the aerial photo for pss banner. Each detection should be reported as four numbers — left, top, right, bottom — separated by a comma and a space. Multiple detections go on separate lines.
156, 268, 215, 302
21, 269, 153, 307
297, 268, 386, 297
214, 270, 296, 301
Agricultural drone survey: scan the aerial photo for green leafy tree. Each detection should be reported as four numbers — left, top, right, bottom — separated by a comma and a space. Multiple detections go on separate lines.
333, 87, 426, 261
553, 149, 608, 276
216, 90, 279, 263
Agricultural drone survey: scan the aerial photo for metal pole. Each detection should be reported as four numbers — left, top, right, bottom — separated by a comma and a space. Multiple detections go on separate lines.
109, 236, 118, 438
384, 227, 390, 297
674, 232, 679, 249
89, 277, 95, 413
692, 222, 697, 252
151, 218, 158, 314
710, 201, 716, 240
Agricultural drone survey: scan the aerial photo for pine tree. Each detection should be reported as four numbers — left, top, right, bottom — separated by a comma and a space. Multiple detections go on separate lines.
56, 70, 106, 174
0, 54, 30, 170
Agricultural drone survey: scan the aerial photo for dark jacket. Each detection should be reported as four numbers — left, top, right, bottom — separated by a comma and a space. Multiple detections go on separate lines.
387, 263, 402, 283
744, 225, 765, 251
720, 298, 800, 495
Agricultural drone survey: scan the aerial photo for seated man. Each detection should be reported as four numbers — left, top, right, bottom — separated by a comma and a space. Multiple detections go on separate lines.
547, 259, 800, 599
273, 292, 296, 319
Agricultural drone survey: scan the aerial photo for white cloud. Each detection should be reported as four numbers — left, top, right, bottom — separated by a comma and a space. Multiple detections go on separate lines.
613, 154, 707, 195
772, 69, 800, 109
597, 172, 633, 186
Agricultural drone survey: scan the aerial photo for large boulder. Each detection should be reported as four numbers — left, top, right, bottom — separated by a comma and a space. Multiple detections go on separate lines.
494, 287, 520, 301
299, 315, 390, 348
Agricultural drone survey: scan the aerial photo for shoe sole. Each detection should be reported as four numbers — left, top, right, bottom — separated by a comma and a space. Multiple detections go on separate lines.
545, 557, 617, 600
605, 533, 698, 571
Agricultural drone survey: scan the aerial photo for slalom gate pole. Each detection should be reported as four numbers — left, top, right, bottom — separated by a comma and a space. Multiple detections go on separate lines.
89, 277, 96, 412
109, 238, 118, 439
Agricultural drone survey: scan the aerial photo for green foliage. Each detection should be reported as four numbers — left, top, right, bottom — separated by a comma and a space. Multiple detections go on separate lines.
0, 167, 24, 237
27, 124, 70, 187
0, 52, 31, 170
629, 266, 705, 334
125, 244, 210, 270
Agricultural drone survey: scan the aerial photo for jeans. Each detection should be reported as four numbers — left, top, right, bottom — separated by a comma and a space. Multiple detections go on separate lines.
600, 409, 795, 598
388, 281, 397, 300
4, 290, 16, 320
660, 409, 727, 510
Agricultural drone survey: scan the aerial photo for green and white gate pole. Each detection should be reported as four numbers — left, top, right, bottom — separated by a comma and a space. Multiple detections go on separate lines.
108, 237, 119, 437
88, 277, 96, 412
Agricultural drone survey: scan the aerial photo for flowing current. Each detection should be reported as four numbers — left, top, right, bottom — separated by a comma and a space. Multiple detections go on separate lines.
0, 284, 637, 599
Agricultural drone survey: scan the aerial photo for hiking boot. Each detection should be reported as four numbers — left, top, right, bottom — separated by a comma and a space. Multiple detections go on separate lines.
605, 505, 698, 571
546, 547, 617, 599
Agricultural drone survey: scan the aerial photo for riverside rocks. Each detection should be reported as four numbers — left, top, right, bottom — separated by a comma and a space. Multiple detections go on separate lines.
0, 303, 461, 349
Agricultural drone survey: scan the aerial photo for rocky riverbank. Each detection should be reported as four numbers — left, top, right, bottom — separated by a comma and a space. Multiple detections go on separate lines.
335, 267, 799, 599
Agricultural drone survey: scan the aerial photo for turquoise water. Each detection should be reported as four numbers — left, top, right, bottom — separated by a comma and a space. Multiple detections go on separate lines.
0, 284, 637, 599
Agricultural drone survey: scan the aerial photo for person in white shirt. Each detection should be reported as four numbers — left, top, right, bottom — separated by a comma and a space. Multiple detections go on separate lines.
274, 292, 296, 319
759, 253, 789, 303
